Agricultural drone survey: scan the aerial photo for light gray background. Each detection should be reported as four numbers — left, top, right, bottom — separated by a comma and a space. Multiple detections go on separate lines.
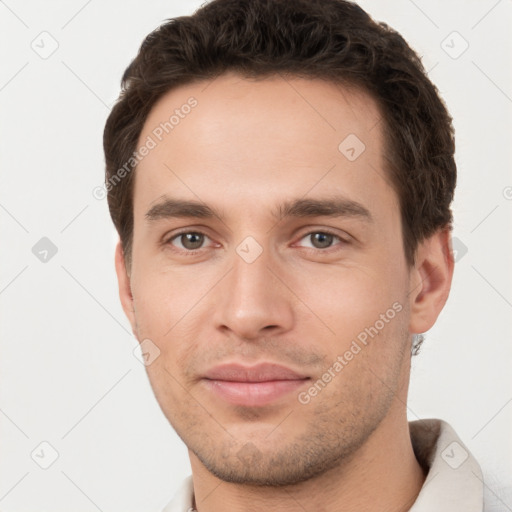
1, 1, 511, 511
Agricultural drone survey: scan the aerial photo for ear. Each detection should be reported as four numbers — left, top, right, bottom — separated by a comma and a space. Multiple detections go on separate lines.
114, 241, 138, 337
408, 228, 455, 334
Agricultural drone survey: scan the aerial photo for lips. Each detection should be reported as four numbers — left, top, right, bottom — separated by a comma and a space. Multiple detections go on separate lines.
203, 363, 308, 382
202, 363, 310, 407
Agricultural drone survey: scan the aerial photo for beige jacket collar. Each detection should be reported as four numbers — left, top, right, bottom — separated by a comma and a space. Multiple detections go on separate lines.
162, 419, 483, 512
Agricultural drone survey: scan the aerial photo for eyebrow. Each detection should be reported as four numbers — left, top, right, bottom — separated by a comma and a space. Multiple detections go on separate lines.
146, 198, 219, 221
145, 196, 373, 223
275, 197, 372, 222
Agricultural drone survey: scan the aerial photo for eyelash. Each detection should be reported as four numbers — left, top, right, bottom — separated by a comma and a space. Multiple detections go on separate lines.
164, 229, 348, 255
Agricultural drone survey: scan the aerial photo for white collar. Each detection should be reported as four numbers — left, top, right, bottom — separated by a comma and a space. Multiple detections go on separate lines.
162, 418, 483, 511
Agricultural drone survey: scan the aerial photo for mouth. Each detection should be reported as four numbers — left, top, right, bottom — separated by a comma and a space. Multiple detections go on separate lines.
201, 362, 310, 407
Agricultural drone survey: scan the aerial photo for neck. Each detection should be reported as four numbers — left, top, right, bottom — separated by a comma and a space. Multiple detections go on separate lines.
188, 408, 426, 512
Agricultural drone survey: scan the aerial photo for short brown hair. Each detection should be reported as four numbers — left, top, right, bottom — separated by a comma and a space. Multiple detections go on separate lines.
103, 0, 456, 266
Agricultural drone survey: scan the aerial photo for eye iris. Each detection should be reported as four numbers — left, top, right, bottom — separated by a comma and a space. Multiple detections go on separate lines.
177, 233, 335, 250
311, 232, 333, 249
181, 232, 204, 250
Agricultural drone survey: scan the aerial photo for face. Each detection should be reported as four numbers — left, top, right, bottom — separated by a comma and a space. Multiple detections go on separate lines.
116, 72, 451, 485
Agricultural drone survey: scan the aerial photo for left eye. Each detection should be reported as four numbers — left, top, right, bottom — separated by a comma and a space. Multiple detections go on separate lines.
297, 232, 343, 250
169, 232, 211, 251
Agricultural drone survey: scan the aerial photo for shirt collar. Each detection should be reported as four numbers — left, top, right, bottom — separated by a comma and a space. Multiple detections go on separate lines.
162, 419, 483, 511
408, 418, 483, 511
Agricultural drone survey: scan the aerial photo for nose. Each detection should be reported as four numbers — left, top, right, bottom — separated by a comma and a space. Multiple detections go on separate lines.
212, 243, 294, 341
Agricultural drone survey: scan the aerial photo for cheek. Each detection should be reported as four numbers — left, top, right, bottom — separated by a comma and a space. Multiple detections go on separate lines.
130, 265, 211, 369
295, 262, 408, 348
129, 270, 200, 408
131, 277, 172, 335
130, 261, 206, 330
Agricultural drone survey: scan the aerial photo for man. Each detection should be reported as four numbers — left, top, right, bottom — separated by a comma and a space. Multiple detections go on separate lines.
103, 0, 484, 510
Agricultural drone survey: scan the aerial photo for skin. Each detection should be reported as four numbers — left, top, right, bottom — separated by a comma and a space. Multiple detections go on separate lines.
115, 72, 454, 512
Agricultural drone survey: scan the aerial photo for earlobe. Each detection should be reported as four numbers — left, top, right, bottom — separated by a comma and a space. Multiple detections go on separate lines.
408, 228, 454, 335
114, 242, 138, 337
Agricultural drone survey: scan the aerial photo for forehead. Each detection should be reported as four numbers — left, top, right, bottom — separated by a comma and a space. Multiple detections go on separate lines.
133, 72, 393, 220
